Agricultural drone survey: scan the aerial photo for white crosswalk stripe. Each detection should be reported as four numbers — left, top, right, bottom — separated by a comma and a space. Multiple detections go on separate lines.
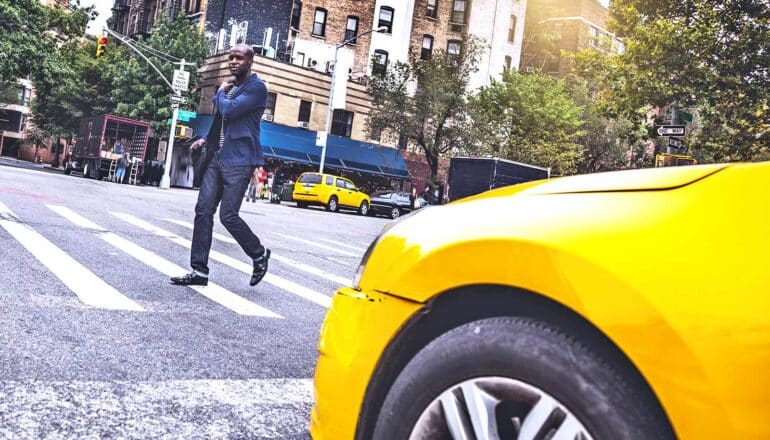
274, 233, 361, 257
317, 237, 368, 252
159, 217, 352, 286
0, 202, 144, 312
48, 205, 282, 318
160, 217, 238, 244
111, 212, 333, 308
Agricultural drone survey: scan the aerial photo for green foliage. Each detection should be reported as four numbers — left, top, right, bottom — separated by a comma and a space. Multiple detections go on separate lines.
466, 70, 585, 175
32, 39, 118, 137
0, 0, 92, 86
108, 15, 208, 136
573, 0, 770, 162
367, 37, 484, 182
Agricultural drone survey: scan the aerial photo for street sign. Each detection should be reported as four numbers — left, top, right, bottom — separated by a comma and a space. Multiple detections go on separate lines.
669, 137, 684, 149
170, 95, 187, 104
178, 110, 196, 120
172, 69, 190, 92
657, 125, 686, 136
170, 103, 180, 110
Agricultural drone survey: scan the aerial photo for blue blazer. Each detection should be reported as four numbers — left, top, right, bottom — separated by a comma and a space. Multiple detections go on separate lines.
206, 73, 267, 167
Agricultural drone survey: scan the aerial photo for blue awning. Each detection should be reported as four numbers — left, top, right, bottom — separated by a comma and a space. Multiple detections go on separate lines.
189, 115, 410, 179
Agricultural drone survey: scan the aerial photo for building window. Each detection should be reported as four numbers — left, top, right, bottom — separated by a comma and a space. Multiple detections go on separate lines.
17, 87, 31, 106
265, 92, 277, 116
421, 35, 433, 60
451, 0, 466, 24
290, 0, 302, 30
373, 49, 389, 75
345, 16, 359, 43
508, 15, 517, 42
331, 109, 354, 138
426, 0, 438, 19
312, 8, 327, 37
298, 100, 312, 123
378, 6, 394, 34
447, 40, 462, 59
19, 113, 27, 132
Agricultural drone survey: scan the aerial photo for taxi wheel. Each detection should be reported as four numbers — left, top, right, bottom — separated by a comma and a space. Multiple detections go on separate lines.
326, 196, 338, 212
359, 201, 369, 216
372, 317, 673, 440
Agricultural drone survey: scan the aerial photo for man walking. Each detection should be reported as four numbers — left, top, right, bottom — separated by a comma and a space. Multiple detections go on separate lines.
171, 44, 270, 287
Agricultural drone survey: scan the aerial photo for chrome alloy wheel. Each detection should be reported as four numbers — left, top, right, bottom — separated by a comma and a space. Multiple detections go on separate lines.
408, 376, 593, 440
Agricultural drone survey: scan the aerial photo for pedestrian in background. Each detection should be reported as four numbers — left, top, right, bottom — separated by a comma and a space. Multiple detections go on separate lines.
246, 166, 262, 202
115, 151, 128, 183
171, 44, 271, 288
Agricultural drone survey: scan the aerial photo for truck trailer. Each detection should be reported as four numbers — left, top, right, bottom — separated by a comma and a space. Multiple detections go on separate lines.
65, 114, 151, 181
447, 157, 550, 202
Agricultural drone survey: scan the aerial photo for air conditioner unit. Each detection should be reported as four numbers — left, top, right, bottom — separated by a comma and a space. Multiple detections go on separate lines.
297, 121, 309, 129
525, 66, 535, 73
262, 114, 274, 122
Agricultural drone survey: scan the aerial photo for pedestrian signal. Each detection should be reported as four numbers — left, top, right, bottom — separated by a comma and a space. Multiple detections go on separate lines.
96, 36, 108, 58
175, 125, 193, 139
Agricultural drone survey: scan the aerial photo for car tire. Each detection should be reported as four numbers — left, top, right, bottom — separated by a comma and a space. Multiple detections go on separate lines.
297, 201, 307, 208
359, 201, 369, 216
372, 317, 673, 440
64, 165, 72, 175
326, 196, 338, 212
390, 207, 401, 219
82, 162, 90, 179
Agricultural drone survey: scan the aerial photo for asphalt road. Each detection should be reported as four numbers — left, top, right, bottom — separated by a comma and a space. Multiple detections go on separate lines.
0, 159, 389, 439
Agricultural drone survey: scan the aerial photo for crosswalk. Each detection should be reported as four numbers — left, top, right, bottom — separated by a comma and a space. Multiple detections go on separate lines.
0, 198, 371, 318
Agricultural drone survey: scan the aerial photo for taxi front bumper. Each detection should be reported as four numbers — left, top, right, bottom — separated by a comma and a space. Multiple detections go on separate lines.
311, 287, 422, 439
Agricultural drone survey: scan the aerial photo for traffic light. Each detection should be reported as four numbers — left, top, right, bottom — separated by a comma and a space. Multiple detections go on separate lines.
96, 36, 108, 58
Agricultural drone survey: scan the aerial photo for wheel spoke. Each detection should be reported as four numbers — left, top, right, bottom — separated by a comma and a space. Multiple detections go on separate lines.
517, 394, 557, 440
439, 390, 475, 440
460, 382, 502, 440
551, 414, 592, 440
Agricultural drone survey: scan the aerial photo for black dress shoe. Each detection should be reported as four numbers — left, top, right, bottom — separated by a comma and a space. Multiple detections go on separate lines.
170, 272, 208, 286
250, 249, 271, 286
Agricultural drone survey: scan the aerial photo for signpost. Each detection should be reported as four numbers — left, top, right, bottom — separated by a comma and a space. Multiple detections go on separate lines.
177, 110, 196, 122
657, 125, 686, 136
172, 69, 190, 93
668, 137, 684, 149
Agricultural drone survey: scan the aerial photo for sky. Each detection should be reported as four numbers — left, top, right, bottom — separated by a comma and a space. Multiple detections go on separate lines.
81, 0, 113, 35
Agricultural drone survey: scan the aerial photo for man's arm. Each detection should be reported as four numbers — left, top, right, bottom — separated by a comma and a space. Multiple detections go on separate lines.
213, 82, 267, 120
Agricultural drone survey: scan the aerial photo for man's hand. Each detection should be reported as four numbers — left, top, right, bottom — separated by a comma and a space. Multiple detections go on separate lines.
218, 79, 235, 94
190, 138, 206, 150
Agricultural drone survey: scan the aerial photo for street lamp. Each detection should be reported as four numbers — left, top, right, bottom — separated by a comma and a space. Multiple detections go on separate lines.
318, 26, 388, 173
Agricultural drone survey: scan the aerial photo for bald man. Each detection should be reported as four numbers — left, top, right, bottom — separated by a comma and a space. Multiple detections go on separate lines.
172, 44, 271, 287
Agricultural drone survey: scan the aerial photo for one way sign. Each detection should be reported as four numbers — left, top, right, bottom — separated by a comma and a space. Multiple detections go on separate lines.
657, 125, 686, 136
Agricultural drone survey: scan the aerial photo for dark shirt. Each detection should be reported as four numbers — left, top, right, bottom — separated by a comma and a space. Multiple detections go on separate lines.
209, 73, 267, 167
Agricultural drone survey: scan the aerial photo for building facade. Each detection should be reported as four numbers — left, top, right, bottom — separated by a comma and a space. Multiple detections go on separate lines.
522, 0, 622, 77
112, 0, 206, 37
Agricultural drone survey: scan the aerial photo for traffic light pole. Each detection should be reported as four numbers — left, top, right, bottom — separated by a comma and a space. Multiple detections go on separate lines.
160, 102, 180, 189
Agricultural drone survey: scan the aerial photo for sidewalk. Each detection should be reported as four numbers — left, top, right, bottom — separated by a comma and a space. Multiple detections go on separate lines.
0, 156, 64, 173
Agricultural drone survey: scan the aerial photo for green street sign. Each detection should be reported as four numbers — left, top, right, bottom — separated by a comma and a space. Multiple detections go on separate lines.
178, 110, 197, 119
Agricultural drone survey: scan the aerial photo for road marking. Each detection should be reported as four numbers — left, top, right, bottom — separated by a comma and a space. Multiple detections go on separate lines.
159, 217, 351, 286
274, 233, 361, 257
317, 237, 367, 253
112, 213, 332, 308
0, 202, 144, 312
160, 217, 239, 244
0, 378, 312, 438
47, 205, 281, 318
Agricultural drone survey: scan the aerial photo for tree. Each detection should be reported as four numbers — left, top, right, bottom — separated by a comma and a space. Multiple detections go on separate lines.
108, 15, 208, 136
466, 70, 585, 175
0, 0, 92, 86
367, 38, 484, 182
573, 0, 770, 162
32, 39, 118, 138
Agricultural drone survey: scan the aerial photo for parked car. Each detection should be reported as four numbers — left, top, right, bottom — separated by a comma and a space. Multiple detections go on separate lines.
369, 191, 428, 219
292, 172, 370, 215
311, 162, 770, 440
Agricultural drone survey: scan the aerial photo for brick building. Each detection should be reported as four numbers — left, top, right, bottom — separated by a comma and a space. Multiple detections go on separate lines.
112, 0, 205, 37
521, 0, 622, 77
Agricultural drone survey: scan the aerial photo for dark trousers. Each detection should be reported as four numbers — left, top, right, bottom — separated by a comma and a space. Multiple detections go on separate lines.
191, 153, 264, 275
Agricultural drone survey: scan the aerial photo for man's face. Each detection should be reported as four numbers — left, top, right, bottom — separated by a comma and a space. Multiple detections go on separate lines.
228, 47, 253, 77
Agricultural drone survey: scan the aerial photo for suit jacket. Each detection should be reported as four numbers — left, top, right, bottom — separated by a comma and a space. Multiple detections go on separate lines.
205, 73, 268, 167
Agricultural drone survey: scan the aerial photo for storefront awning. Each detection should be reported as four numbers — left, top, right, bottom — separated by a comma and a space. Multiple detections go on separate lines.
188, 116, 410, 179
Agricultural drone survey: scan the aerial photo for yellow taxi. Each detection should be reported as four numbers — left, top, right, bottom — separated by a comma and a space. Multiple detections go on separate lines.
312, 162, 770, 439
292, 172, 370, 215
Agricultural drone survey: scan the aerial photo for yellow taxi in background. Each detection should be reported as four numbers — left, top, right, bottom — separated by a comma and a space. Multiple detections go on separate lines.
292, 172, 370, 215
312, 162, 770, 439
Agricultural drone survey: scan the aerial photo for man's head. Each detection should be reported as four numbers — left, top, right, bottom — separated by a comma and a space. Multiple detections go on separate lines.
228, 44, 254, 79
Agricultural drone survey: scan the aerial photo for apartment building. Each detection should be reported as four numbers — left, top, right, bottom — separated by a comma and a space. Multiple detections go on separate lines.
112, 0, 205, 37
522, 0, 623, 77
